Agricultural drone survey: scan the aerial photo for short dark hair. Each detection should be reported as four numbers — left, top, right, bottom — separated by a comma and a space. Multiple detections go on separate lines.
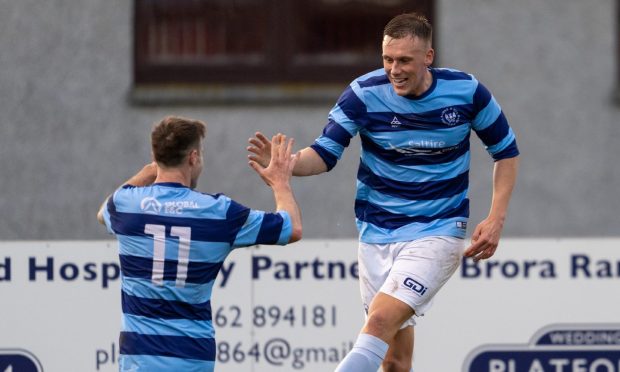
151, 116, 206, 167
383, 12, 432, 42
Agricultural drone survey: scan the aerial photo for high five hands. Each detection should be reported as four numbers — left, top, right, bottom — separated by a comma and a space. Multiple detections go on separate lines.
248, 133, 299, 187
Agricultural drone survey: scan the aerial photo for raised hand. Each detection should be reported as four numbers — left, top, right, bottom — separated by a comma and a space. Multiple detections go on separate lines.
249, 134, 299, 188
247, 132, 272, 168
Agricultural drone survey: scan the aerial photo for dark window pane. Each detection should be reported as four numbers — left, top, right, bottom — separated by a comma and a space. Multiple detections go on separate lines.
133, 0, 434, 86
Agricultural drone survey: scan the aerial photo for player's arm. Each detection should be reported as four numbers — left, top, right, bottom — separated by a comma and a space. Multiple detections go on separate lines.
464, 156, 519, 261
248, 132, 327, 177
96, 162, 158, 225
249, 134, 303, 242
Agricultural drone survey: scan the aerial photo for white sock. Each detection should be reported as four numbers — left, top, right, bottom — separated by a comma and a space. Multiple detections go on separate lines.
334, 333, 388, 372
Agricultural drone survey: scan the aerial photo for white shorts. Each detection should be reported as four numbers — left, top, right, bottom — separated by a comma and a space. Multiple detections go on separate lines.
358, 236, 464, 327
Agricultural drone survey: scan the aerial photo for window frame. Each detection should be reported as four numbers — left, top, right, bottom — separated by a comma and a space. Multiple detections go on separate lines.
131, 0, 436, 104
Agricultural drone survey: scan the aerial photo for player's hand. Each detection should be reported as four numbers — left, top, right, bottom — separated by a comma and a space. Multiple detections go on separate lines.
249, 134, 299, 188
247, 132, 272, 168
463, 217, 504, 262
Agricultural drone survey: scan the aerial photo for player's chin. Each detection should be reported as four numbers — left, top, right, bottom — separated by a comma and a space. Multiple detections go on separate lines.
390, 82, 410, 96
392, 86, 410, 96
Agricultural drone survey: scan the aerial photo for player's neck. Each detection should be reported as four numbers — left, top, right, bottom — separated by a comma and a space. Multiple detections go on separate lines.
412, 69, 433, 96
154, 167, 191, 187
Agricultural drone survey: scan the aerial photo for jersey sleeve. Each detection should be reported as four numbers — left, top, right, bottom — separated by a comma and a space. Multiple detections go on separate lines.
471, 80, 519, 161
310, 83, 365, 171
101, 190, 120, 235
228, 199, 293, 248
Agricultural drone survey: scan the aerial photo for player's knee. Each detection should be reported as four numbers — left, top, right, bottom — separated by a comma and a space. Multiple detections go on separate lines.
382, 356, 412, 372
365, 311, 399, 338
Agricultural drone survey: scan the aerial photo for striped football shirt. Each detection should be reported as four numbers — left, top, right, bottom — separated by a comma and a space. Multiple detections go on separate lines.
310, 67, 519, 244
102, 182, 292, 371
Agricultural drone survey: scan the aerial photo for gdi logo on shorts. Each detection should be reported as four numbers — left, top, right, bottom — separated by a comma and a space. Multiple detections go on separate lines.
403, 277, 428, 296
0, 349, 43, 372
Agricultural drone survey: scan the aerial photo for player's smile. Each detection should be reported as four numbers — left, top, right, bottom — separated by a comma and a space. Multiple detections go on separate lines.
382, 35, 434, 97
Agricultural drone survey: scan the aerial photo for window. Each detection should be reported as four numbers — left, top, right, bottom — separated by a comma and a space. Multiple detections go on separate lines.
132, 0, 435, 103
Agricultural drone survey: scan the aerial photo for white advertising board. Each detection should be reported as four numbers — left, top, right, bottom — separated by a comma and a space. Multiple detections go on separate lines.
1, 239, 619, 371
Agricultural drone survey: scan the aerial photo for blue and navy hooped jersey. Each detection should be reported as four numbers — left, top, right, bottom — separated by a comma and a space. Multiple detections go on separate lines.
102, 182, 292, 371
311, 68, 519, 244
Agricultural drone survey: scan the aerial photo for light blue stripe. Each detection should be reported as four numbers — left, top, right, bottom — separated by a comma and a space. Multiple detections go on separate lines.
350, 80, 366, 101
120, 354, 215, 372
431, 78, 476, 105
369, 126, 470, 149
113, 185, 231, 220
328, 105, 360, 136
232, 210, 263, 247
122, 313, 214, 339
357, 217, 468, 244
103, 199, 114, 234
486, 128, 516, 154
276, 211, 292, 245
189, 240, 231, 262
122, 277, 214, 304
360, 150, 470, 182
118, 235, 153, 258
358, 181, 469, 217
363, 79, 476, 114
315, 136, 345, 159
118, 235, 231, 262
364, 85, 416, 114
473, 96, 501, 131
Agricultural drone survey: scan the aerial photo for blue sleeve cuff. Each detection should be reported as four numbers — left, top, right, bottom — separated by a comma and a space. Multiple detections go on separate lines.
492, 140, 520, 161
276, 211, 292, 245
310, 144, 338, 171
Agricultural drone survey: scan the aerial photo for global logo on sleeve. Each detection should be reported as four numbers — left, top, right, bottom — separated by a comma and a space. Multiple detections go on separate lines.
463, 324, 620, 372
441, 107, 461, 126
140, 197, 162, 214
0, 349, 43, 372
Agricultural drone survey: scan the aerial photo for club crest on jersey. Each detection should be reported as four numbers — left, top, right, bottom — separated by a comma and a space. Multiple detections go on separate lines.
441, 107, 460, 126
140, 197, 162, 214
390, 116, 402, 127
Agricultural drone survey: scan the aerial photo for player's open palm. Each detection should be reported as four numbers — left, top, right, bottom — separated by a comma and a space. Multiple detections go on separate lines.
249, 134, 299, 188
247, 132, 272, 168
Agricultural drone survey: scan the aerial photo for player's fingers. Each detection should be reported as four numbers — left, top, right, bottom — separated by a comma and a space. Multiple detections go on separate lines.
289, 151, 300, 171
285, 138, 295, 158
270, 135, 279, 158
248, 138, 265, 149
248, 160, 264, 174
255, 132, 270, 144
464, 238, 485, 257
473, 246, 495, 262
272, 134, 284, 160
247, 146, 262, 155
248, 154, 263, 163
278, 135, 288, 159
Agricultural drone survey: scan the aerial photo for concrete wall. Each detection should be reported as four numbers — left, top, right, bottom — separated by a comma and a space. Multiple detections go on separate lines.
0, 0, 618, 239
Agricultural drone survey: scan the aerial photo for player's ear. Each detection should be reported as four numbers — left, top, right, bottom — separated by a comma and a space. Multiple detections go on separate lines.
425, 47, 434, 67
188, 149, 198, 166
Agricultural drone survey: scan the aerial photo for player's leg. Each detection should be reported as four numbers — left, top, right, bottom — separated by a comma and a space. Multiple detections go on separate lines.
382, 326, 414, 372
375, 236, 464, 371
335, 293, 412, 372
333, 243, 396, 372
362, 292, 414, 343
